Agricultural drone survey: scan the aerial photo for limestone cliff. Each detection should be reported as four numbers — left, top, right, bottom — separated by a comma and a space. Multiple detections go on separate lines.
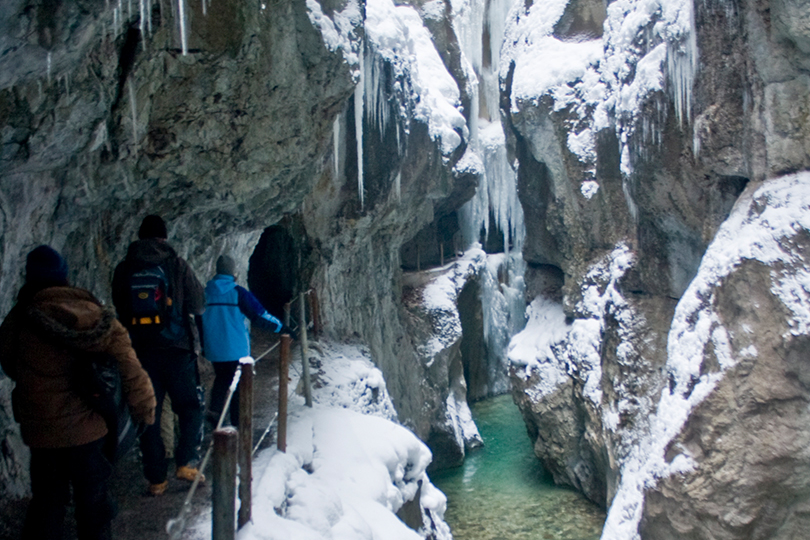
504, 0, 810, 538
0, 0, 477, 499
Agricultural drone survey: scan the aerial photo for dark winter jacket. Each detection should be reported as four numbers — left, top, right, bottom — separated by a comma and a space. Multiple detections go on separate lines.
202, 274, 283, 362
111, 238, 205, 351
0, 287, 156, 449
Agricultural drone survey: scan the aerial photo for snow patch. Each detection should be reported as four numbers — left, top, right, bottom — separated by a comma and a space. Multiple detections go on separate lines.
189, 340, 453, 540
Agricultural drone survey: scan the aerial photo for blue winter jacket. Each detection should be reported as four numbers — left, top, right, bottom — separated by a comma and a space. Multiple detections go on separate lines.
202, 274, 283, 362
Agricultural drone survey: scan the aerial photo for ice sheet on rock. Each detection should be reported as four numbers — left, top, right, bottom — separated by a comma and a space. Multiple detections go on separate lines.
508, 297, 571, 398
501, 0, 698, 184
419, 248, 487, 358
306, 0, 364, 67
366, 0, 467, 156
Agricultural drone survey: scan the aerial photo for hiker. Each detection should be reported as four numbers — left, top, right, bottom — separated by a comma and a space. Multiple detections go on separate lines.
111, 215, 206, 496
0, 245, 156, 540
201, 254, 291, 426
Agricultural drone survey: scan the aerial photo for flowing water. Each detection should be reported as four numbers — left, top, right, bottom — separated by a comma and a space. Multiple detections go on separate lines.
431, 395, 605, 540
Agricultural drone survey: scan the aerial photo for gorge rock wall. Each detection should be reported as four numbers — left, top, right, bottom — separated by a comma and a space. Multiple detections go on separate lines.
505, 0, 810, 538
0, 0, 480, 499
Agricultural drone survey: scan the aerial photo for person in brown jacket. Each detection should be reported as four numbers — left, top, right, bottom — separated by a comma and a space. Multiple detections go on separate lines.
0, 245, 156, 540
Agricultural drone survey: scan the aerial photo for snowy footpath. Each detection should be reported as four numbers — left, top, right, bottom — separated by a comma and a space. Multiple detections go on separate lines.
189, 341, 452, 540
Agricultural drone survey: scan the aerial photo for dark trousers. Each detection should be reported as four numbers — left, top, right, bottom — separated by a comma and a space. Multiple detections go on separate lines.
24, 438, 115, 540
137, 348, 203, 484
210, 361, 240, 426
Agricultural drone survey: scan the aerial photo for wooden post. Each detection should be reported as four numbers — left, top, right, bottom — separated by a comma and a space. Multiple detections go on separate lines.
308, 290, 321, 338
278, 334, 290, 453
299, 292, 313, 407
440, 242, 444, 267
213, 428, 238, 540
237, 358, 254, 529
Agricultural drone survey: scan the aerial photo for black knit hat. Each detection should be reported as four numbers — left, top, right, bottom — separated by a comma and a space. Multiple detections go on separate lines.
216, 255, 236, 277
26, 245, 68, 286
138, 215, 168, 239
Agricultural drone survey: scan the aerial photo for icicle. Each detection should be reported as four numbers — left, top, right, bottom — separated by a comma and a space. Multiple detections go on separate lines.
333, 115, 341, 177
46, 52, 52, 85
127, 0, 132, 20
202, 0, 206, 16
139, 0, 147, 49
128, 79, 138, 153
394, 171, 401, 203
178, 0, 188, 55
667, 1, 698, 128
146, 0, 152, 34
354, 44, 365, 211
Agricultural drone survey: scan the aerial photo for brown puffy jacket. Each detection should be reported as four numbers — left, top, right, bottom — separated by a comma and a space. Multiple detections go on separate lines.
0, 286, 156, 449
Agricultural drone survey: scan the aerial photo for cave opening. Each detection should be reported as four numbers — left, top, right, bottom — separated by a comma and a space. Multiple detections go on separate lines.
458, 278, 488, 402
248, 223, 301, 320
400, 211, 463, 271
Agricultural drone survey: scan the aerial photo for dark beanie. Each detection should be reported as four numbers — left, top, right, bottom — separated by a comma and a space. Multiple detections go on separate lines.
138, 215, 168, 239
216, 255, 236, 277
26, 245, 68, 286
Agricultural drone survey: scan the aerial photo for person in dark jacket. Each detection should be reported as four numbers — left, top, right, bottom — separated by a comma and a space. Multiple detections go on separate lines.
111, 215, 206, 495
0, 245, 156, 540
202, 255, 287, 426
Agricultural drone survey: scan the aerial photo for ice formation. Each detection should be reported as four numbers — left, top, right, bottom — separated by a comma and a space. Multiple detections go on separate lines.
501, 0, 699, 204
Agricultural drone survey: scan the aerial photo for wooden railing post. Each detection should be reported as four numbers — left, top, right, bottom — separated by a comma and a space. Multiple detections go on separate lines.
278, 334, 290, 453
213, 428, 238, 540
237, 358, 254, 529
299, 292, 313, 407
308, 290, 321, 338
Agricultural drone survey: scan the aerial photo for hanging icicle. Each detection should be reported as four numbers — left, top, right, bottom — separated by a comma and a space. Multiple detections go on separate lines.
178, 0, 188, 55
139, 0, 147, 49
354, 44, 365, 211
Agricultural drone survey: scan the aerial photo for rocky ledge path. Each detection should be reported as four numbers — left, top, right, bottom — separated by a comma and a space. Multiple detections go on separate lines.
0, 327, 282, 540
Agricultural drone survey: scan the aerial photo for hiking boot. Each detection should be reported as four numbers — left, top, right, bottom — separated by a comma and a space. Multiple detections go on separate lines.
148, 480, 169, 496
176, 465, 205, 483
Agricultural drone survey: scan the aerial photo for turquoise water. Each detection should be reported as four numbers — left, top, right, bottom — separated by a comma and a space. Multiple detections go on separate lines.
431, 395, 605, 540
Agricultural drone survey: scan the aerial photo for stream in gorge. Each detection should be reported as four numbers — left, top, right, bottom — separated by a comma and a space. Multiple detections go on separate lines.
432, 395, 605, 540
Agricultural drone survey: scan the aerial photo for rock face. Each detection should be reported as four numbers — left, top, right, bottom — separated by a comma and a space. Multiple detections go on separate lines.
0, 0, 482, 499
503, 0, 810, 538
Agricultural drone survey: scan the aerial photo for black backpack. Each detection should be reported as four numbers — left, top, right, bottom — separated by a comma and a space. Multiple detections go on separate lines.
128, 264, 172, 327
72, 352, 145, 463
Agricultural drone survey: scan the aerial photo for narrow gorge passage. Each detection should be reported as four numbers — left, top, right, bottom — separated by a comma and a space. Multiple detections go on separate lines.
432, 395, 605, 540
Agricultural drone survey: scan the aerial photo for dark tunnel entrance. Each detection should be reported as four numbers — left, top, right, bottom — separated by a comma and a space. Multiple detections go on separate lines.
248, 224, 300, 320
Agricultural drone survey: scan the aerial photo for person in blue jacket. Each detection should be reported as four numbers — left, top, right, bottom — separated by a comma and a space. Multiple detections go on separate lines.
202, 254, 289, 426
